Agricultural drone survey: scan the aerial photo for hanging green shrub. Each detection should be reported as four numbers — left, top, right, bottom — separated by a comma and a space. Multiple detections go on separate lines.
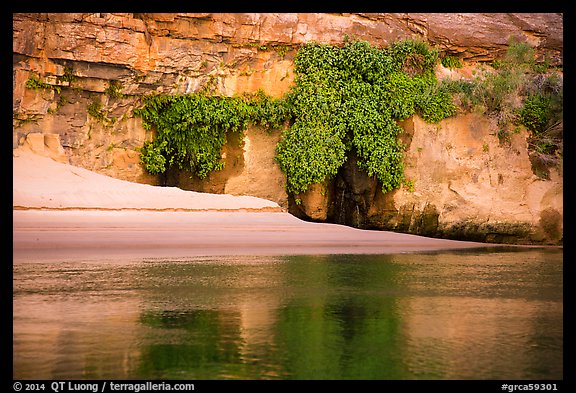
276, 38, 456, 194
134, 90, 289, 179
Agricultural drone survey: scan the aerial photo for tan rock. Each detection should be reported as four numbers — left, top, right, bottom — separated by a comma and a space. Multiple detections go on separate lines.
393, 114, 562, 243
293, 182, 331, 221
16, 133, 68, 164
224, 126, 288, 208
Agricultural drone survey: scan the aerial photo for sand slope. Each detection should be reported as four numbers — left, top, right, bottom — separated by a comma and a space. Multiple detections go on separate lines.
13, 150, 281, 212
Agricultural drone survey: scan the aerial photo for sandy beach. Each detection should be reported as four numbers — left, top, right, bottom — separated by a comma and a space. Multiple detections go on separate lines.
13, 150, 495, 260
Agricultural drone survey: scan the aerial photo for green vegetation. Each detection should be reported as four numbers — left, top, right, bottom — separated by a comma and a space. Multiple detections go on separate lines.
47, 95, 68, 114
276, 38, 456, 194
134, 91, 288, 178
440, 55, 463, 69
87, 99, 118, 125
13, 113, 42, 128
273, 45, 290, 57
403, 178, 415, 192
135, 37, 561, 192
58, 66, 77, 84
135, 94, 248, 178
519, 94, 556, 134
87, 100, 107, 121
25, 76, 61, 94
440, 40, 561, 119
518, 75, 563, 176
105, 80, 126, 99
27, 67, 77, 93
135, 38, 456, 194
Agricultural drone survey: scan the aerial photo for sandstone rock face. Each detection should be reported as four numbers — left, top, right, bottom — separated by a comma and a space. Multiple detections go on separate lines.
12, 13, 563, 244
382, 114, 562, 244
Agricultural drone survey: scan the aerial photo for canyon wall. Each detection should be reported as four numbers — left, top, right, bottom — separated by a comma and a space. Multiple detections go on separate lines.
12, 13, 563, 244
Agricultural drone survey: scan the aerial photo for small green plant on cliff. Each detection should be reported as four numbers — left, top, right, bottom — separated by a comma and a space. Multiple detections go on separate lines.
25, 76, 61, 94
87, 99, 118, 125
273, 45, 290, 57
441, 55, 463, 69
13, 112, 42, 128
26, 76, 51, 90
403, 178, 416, 192
47, 95, 68, 114
275, 38, 456, 195
105, 80, 126, 99
88, 100, 106, 121
58, 66, 77, 84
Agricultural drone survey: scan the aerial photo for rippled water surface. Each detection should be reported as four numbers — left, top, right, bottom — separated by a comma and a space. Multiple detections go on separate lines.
13, 248, 563, 380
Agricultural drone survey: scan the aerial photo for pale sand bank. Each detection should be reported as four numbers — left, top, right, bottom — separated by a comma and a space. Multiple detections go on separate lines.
13, 150, 281, 212
13, 210, 495, 261
13, 150, 496, 260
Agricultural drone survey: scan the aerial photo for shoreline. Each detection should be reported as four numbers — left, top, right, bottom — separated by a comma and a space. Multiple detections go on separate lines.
14, 209, 552, 262
13, 205, 283, 213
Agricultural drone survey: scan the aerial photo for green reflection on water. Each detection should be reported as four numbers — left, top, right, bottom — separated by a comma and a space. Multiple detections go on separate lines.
13, 249, 563, 380
137, 255, 410, 379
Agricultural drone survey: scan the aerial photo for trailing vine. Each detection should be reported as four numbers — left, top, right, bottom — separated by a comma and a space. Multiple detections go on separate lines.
134, 91, 289, 178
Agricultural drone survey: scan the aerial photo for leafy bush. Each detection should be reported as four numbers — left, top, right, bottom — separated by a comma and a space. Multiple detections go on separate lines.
275, 121, 347, 194
518, 95, 554, 134
138, 140, 169, 175
417, 85, 458, 123
505, 40, 535, 66
276, 39, 456, 194
517, 75, 563, 174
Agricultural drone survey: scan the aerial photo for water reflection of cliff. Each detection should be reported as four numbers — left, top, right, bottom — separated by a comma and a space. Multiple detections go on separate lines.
13, 250, 562, 379
398, 251, 563, 379
134, 251, 562, 379
137, 255, 408, 379
13, 296, 143, 379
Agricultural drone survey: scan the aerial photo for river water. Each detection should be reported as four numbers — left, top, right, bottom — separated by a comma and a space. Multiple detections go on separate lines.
13, 248, 562, 380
